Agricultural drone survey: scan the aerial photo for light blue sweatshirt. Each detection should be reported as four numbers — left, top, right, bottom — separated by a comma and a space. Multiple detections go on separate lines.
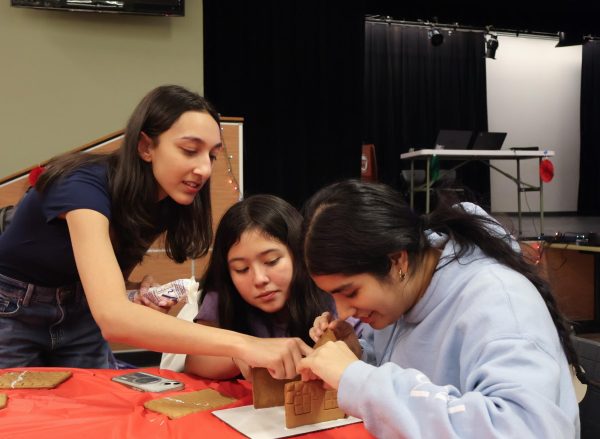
338, 210, 579, 438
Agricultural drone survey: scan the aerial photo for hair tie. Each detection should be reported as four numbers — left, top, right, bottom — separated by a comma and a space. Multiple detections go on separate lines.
28, 165, 45, 187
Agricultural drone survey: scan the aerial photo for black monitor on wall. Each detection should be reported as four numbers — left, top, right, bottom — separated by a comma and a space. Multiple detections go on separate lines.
11, 1, 185, 16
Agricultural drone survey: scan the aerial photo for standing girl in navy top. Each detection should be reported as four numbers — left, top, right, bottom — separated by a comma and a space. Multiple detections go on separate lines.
0, 85, 309, 375
184, 194, 361, 379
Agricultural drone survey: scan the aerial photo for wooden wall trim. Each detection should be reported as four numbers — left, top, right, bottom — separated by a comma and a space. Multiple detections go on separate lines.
0, 117, 243, 186
0, 130, 125, 186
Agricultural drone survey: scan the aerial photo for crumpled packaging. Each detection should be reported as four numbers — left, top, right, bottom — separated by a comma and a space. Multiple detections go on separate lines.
141, 277, 200, 306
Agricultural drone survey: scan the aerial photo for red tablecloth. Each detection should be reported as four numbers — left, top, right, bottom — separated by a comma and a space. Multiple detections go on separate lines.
0, 367, 372, 439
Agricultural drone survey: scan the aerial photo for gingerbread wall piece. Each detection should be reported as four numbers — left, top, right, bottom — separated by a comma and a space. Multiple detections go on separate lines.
0, 393, 7, 409
284, 380, 346, 428
251, 367, 297, 409
251, 329, 348, 428
252, 329, 337, 409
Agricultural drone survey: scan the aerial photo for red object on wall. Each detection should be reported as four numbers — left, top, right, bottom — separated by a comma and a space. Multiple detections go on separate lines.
361, 144, 377, 181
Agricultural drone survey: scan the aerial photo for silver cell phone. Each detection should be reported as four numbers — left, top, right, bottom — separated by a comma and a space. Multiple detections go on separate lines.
111, 371, 185, 393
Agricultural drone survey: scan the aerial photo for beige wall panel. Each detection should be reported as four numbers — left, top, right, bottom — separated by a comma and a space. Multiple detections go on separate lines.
0, 1, 205, 178
544, 247, 595, 321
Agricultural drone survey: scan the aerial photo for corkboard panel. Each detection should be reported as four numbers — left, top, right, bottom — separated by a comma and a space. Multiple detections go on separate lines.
520, 241, 595, 321
211, 122, 243, 224
0, 178, 29, 206
129, 252, 211, 283
543, 247, 595, 321
129, 252, 193, 284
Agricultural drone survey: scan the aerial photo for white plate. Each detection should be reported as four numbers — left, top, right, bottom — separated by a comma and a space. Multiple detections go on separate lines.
212, 404, 362, 439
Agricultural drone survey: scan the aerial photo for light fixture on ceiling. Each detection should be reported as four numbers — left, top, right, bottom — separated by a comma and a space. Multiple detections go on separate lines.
428, 28, 444, 46
485, 34, 499, 59
555, 31, 583, 47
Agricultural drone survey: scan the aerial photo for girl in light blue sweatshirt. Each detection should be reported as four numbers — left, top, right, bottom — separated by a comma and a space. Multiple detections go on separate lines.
299, 179, 581, 439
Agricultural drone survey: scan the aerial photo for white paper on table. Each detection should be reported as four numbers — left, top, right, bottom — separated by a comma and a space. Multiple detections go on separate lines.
212, 404, 362, 439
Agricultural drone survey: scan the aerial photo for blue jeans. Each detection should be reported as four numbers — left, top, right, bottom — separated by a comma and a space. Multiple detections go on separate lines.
0, 272, 112, 368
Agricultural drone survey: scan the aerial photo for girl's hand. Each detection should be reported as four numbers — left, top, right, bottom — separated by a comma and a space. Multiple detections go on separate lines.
137, 275, 157, 294
232, 357, 252, 381
240, 337, 313, 380
297, 341, 359, 389
309, 311, 333, 343
131, 275, 176, 313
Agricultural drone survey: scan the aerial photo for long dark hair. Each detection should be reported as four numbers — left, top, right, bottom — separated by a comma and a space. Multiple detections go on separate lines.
302, 179, 581, 372
201, 194, 333, 345
36, 85, 219, 271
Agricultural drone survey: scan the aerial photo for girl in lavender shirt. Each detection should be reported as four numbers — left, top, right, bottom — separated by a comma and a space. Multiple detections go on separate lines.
185, 194, 361, 379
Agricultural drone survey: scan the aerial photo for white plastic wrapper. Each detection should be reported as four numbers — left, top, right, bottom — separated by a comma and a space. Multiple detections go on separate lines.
141, 277, 200, 306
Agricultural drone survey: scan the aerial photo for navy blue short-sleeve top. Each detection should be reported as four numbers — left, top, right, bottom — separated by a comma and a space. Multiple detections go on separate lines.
0, 164, 112, 286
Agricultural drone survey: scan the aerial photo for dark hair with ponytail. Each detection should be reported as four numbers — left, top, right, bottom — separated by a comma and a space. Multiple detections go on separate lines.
36, 85, 218, 272
302, 179, 582, 374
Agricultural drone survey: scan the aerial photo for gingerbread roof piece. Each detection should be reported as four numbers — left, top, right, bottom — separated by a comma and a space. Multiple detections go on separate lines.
0, 371, 72, 389
144, 389, 236, 419
314, 328, 337, 349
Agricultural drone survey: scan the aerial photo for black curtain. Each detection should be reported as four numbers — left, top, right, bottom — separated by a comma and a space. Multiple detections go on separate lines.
363, 21, 489, 207
578, 40, 600, 214
203, 1, 365, 208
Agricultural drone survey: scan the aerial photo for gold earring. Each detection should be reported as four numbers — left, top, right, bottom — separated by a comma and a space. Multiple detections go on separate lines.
398, 270, 406, 282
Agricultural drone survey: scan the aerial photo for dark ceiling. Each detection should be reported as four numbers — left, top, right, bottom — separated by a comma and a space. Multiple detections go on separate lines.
365, 3, 598, 37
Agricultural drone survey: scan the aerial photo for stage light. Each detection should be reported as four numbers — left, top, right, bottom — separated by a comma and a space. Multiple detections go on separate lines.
428, 28, 444, 46
485, 34, 499, 59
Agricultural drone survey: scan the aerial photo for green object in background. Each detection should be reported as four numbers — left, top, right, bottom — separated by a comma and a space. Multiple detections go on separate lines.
431, 156, 440, 182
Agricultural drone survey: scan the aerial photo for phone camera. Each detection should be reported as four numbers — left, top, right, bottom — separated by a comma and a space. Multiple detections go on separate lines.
134, 376, 159, 384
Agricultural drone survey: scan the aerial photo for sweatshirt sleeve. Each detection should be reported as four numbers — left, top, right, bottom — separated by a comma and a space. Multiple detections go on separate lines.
338, 337, 577, 439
